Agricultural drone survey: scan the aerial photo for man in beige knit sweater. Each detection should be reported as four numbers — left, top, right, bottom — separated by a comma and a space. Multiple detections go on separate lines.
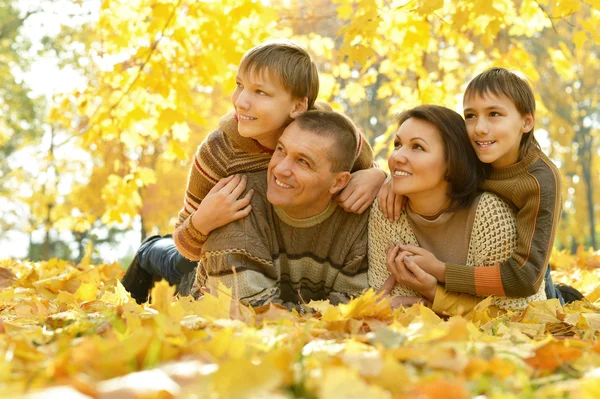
191, 110, 370, 307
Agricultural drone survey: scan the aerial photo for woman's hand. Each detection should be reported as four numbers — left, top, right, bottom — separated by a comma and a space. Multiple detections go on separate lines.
336, 168, 386, 214
192, 174, 254, 235
386, 245, 437, 301
397, 244, 446, 282
377, 176, 406, 221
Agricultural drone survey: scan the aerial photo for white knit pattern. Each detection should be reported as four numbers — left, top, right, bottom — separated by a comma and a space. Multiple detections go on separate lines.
468, 193, 546, 310
368, 193, 546, 311
368, 201, 420, 297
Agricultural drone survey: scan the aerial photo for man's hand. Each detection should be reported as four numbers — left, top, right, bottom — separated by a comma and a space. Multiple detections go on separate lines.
386, 244, 437, 301
336, 168, 386, 214
398, 244, 446, 282
192, 174, 254, 235
377, 176, 406, 221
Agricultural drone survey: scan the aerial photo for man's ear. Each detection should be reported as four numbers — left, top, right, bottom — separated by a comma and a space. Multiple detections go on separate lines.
290, 97, 308, 119
522, 113, 535, 133
329, 171, 351, 195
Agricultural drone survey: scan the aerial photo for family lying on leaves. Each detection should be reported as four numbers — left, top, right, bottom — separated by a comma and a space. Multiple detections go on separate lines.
122, 40, 583, 317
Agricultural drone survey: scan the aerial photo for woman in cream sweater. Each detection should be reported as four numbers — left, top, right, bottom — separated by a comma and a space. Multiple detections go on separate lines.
368, 105, 546, 316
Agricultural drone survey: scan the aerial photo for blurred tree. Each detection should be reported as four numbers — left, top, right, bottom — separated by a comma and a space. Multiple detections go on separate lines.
9, 0, 597, 252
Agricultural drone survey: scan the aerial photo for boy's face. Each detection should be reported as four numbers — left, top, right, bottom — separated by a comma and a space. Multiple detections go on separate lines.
463, 92, 534, 168
232, 68, 307, 149
267, 123, 349, 219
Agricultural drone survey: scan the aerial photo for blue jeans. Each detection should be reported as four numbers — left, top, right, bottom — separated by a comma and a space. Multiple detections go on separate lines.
138, 236, 197, 285
543, 264, 564, 305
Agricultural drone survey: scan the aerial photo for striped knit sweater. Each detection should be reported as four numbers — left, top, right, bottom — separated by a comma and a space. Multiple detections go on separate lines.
445, 146, 563, 297
193, 170, 370, 307
174, 111, 374, 261
368, 192, 546, 312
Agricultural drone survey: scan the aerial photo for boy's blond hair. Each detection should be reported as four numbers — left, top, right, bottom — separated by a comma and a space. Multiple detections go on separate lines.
239, 40, 319, 110
464, 67, 539, 153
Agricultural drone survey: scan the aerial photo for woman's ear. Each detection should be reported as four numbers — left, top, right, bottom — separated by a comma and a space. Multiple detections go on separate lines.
290, 97, 308, 119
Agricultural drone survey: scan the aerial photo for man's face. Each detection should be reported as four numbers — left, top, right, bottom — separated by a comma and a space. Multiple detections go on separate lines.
267, 123, 347, 218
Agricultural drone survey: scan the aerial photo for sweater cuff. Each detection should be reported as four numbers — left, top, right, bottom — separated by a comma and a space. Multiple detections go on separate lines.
173, 215, 208, 261
444, 263, 477, 295
445, 262, 506, 296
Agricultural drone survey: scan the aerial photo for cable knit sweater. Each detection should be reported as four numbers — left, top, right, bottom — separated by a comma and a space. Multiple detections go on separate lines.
193, 170, 370, 307
173, 111, 375, 261
368, 192, 546, 312
445, 146, 562, 297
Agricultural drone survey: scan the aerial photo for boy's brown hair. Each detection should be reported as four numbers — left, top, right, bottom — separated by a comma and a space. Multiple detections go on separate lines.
294, 110, 358, 172
463, 67, 539, 153
239, 40, 319, 110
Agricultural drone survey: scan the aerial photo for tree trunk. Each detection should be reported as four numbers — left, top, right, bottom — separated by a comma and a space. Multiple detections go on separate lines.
581, 156, 597, 249
140, 215, 147, 242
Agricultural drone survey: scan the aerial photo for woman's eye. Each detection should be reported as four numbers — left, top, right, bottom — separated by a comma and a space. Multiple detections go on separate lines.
490, 111, 501, 117
393, 141, 401, 148
257, 90, 267, 95
413, 144, 424, 151
236, 82, 243, 88
464, 113, 475, 119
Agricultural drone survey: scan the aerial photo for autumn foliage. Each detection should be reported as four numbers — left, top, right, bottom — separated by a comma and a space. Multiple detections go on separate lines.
0, 249, 600, 398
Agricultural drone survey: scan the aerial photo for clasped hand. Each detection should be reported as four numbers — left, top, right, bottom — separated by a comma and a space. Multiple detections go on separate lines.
385, 243, 438, 301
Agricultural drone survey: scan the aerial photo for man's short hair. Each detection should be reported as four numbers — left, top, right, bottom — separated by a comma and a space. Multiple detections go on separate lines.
397, 105, 484, 210
294, 110, 358, 172
239, 40, 319, 110
464, 67, 539, 152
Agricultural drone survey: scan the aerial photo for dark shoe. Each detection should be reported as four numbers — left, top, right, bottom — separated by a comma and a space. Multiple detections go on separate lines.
121, 235, 162, 304
556, 283, 584, 304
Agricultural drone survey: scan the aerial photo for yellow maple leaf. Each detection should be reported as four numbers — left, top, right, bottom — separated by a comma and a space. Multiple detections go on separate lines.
212, 358, 282, 399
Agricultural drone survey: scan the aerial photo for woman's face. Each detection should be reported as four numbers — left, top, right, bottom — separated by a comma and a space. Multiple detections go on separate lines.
388, 117, 450, 202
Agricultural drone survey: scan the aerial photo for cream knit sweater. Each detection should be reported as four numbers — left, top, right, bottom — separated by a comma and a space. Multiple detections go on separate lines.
368, 192, 546, 311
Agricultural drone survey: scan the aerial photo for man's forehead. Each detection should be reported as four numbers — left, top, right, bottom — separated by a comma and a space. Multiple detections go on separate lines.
279, 125, 331, 163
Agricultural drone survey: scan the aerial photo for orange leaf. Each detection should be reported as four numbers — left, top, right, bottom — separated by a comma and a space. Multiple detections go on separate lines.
525, 340, 583, 372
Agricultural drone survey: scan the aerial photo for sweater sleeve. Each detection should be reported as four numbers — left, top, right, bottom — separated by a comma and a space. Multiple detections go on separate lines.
332, 232, 370, 299
196, 176, 279, 307
351, 130, 375, 172
446, 163, 562, 297
173, 129, 231, 260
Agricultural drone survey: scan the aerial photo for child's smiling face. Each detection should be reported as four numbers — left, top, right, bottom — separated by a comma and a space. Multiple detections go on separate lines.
232, 68, 306, 150
463, 92, 534, 168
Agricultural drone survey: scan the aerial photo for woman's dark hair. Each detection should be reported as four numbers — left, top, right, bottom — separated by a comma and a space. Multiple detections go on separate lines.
396, 105, 487, 210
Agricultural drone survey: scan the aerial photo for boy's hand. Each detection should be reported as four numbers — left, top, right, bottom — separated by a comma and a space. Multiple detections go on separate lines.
192, 174, 254, 235
398, 244, 446, 283
377, 176, 406, 221
336, 168, 386, 214
387, 244, 437, 301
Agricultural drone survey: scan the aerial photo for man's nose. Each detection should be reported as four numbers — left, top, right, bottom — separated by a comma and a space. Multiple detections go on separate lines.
274, 156, 293, 175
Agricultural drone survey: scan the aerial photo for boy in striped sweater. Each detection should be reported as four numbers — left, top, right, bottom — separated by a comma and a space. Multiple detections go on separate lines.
122, 40, 385, 303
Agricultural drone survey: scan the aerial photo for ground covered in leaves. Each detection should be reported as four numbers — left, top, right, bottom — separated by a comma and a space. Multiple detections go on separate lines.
1, 248, 600, 398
